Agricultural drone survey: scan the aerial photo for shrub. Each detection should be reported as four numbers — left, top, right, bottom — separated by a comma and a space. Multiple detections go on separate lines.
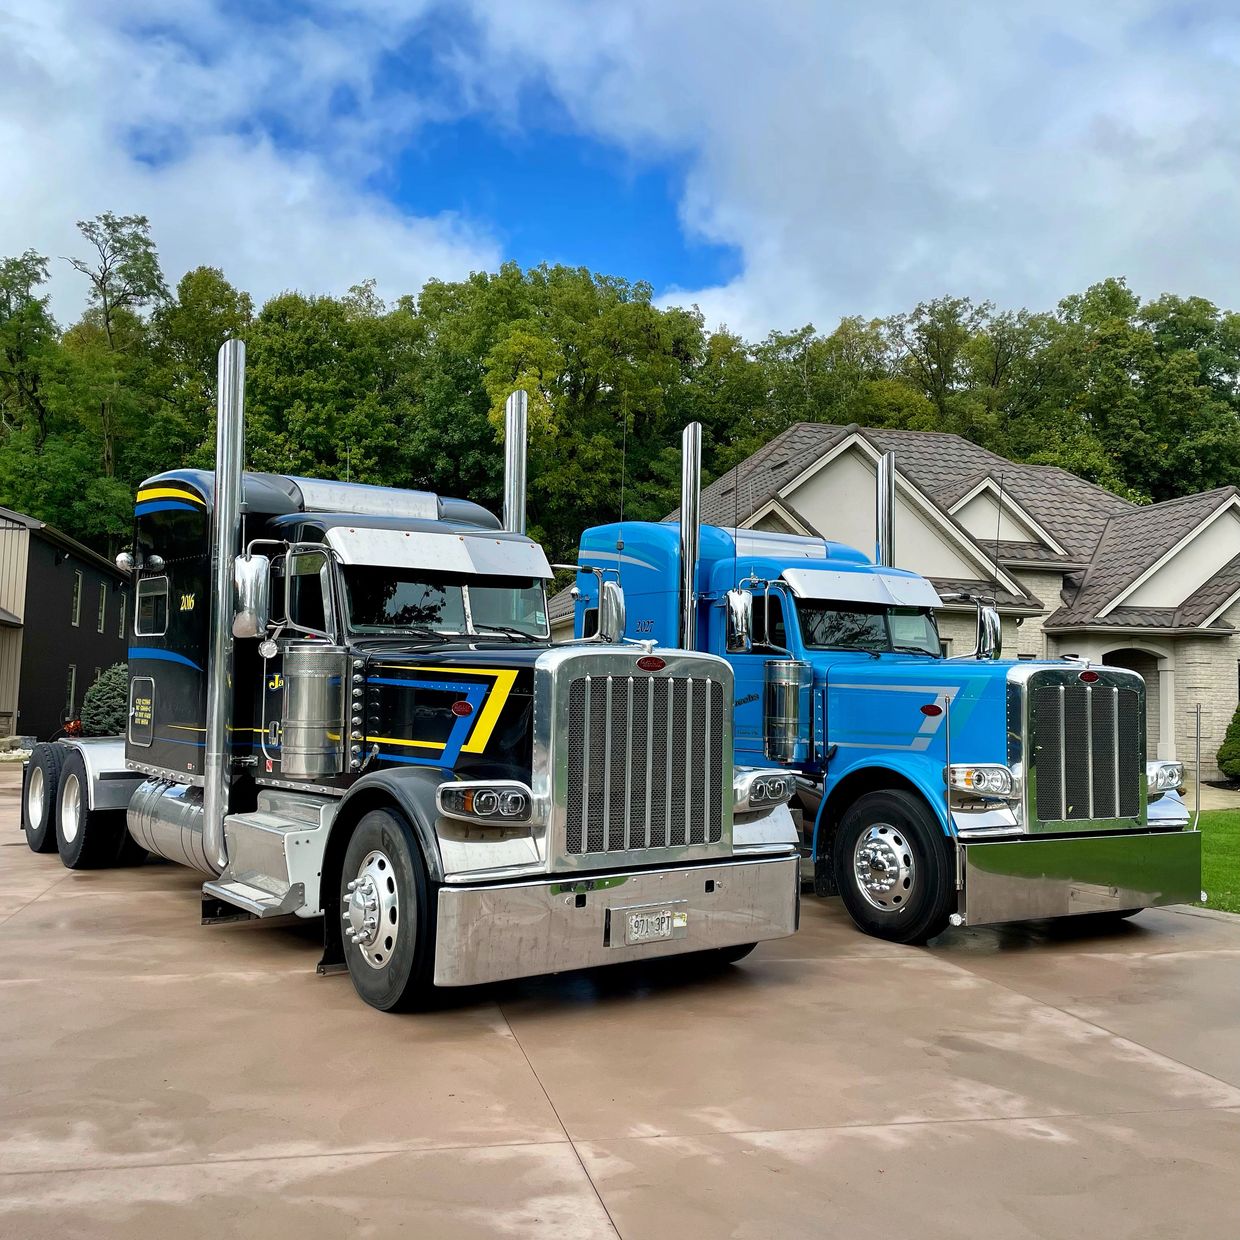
1218, 701, 1240, 781
81, 663, 129, 736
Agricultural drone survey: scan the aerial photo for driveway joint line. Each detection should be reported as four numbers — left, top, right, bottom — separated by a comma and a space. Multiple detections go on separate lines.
500, 1002, 624, 1240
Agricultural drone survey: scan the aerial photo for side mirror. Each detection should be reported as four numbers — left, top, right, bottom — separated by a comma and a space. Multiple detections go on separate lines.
233, 554, 271, 638
976, 604, 1002, 660
598, 580, 626, 643
725, 588, 753, 653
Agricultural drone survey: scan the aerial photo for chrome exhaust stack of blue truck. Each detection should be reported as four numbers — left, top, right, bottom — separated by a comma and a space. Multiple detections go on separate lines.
570, 431, 1203, 944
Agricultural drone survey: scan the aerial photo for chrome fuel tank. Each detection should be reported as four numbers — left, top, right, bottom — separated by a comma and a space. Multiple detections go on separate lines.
127, 778, 214, 874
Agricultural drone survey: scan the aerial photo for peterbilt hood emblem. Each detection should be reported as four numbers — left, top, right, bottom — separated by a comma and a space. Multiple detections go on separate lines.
636, 655, 666, 672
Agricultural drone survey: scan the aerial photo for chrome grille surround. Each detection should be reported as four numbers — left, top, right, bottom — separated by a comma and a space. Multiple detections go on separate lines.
1006, 665, 1147, 833
533, 647, 734, 871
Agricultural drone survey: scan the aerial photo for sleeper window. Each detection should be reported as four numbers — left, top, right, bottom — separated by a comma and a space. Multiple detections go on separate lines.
135, 576, 169, 637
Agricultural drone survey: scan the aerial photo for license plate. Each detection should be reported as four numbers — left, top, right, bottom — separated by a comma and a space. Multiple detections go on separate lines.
622, 904, 689, 946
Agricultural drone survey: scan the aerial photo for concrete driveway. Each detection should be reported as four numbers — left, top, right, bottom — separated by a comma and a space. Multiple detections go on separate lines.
2, 764, 1238, 1240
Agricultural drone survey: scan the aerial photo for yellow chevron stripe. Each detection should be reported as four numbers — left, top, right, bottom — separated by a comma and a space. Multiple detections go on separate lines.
137, 487, 206, 505
370, 664, 520, 755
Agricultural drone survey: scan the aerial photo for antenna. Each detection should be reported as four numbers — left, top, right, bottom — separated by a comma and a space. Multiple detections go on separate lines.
990, 472, 1005, 598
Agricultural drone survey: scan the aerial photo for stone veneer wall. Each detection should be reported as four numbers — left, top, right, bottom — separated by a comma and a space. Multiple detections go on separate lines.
1171, 599, 1240, 781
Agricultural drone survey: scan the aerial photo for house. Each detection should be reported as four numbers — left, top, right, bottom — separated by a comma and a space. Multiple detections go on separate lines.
0, 506, 130, 740
551, 422, 1240, 778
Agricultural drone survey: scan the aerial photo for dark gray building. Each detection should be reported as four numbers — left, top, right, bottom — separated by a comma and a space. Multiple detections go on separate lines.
0, 506, 130, 740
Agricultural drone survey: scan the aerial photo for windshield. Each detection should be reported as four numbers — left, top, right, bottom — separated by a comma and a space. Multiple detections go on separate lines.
342, 568, 549, 639
796, 600, 941, 656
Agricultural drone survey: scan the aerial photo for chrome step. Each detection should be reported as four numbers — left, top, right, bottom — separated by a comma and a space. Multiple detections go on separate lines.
202, 877, 305, 918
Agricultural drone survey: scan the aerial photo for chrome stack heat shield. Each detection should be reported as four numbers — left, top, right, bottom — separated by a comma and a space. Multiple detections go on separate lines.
680, 422, 702, 648
203, 339, 246, 875
503, 389, 528, 535
876, 450, 896, 567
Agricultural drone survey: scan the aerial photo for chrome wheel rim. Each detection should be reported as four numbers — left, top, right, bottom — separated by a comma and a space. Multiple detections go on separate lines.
27, 765, 44, 826
60, 773, 81, 845
342, 849, 401, 970
853, 823, 914, 912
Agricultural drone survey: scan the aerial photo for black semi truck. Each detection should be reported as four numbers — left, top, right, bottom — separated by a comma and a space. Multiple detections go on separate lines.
20, 341, 800, 1011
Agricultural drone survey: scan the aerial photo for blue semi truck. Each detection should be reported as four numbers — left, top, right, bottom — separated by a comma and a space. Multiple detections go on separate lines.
567, 427, 1203, 943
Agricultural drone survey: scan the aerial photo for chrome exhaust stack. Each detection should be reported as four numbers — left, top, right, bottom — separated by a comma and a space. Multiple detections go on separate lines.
203, 338, 245, 874
503, 389, 528, 535
680, 422, 702, 648
876, 450, 896, 567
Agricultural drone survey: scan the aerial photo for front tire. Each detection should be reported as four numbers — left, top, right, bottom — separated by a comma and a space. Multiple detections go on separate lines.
22, 743, 65, 853
339, 809, 437, 1012
55, 751, 126, 869
833, 789, 954, 944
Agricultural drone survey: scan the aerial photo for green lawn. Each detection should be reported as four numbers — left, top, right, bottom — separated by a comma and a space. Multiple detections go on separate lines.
1198, 810, 1240, 915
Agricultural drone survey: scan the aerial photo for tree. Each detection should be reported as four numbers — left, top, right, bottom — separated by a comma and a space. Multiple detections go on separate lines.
64, 212, 168, 348
81, 664, 129, 736
1218, 702, 1240, 782
0, 251, 58, 446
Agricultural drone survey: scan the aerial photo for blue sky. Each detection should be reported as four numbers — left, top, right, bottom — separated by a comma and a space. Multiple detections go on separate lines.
388, 116, 741, 291
3, 1, 1240, 338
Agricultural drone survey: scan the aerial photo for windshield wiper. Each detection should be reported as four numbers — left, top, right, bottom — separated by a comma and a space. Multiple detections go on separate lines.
891, 644, 937, 655
471, 624, 541, 642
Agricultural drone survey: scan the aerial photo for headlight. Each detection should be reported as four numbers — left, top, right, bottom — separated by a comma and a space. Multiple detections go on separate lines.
437, 781, 532, 824
1146, 761, 1184, 794
734, 767, 796, 812
945, 764, 1014, 799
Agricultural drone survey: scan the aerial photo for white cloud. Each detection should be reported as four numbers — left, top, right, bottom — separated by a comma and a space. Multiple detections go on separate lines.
454, 0, 1240, 337
4, 0, 1240, 339
0, 0, 498, 321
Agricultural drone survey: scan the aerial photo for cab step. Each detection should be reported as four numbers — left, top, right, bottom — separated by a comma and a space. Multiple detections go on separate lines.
202, 876, 306, 919
200, 793, 337, 922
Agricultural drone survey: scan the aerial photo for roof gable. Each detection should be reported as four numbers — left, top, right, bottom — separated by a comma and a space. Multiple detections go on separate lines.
775, 432, 1025, 596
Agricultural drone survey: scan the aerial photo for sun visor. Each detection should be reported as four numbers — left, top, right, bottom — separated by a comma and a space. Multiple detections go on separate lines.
780, 566, 942, 608
325, 526, 553, 578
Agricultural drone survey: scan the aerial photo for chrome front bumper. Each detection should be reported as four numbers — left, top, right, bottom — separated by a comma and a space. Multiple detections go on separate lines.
959, 829, 1202, 926
433, 853, 800, 987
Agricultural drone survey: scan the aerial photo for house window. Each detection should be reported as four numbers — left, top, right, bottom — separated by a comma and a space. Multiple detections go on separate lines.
97, 583, 107, 633
71, 570, 82, 627
118, 594, 127, 640
65, 665, 77, 718
135, 577, 169, 637
940, 637, 953, 657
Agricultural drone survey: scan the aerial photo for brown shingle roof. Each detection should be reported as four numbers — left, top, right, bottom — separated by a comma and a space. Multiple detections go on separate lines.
1044, 488, 1239, 628
693, 423, 1133, 564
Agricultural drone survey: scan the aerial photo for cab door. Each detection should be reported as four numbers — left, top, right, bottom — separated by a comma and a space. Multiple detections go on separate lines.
728, 589, 794, 765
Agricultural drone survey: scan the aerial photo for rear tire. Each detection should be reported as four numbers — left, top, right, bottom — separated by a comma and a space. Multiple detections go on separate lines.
55, 751, 126, 869
834, 789, 954, 945
339, 808, 437, 1012
22, 743, 64, 853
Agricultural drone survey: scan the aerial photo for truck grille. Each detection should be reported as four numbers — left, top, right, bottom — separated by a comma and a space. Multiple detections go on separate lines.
1031, 680, 1142, 823
565, 674, 726, 856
